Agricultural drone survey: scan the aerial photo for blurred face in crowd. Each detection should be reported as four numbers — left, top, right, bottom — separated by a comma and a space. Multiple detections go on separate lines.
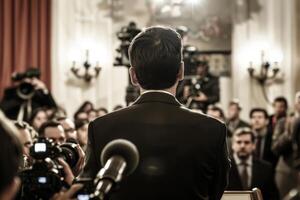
59, 118, 77, 140
273, 101, 287, 118
88, 110, 97, 122
207, 109, 221, 120
82, 103, 93, 113
32, 110, 47, 130
77, 123, 89, 149
250, 111, 269, 131
196, 65, 207, 77
44, 125, 66, 144
97, 110, 107, 118
19, 129, 33, 157
228, 104, 240, 120
232, 133, 255, 160
76, 112, 88, 121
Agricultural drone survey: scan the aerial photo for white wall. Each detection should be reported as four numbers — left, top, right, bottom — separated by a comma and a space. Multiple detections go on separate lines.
231, 0, 297, 120
51, 0, 128, 117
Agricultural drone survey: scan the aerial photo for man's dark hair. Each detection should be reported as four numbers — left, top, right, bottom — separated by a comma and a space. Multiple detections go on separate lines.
128, 26, 182, 90
0, 113, 22, 194
97, 107, 108, 114
14, 121, 36, 139
28, 107, 48, 125
233, 127, 255, 143
38, 121, 62, 136
207, 105, 225, 119
229, 99, 242, 110
249, 108, 269, 119
273, 96, 288, 109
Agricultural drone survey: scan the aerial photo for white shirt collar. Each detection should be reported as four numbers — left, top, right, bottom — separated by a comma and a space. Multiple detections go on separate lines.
141, 90, 175, 97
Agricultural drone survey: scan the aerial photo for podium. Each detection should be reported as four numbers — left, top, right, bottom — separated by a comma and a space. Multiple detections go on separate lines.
222, 188, 263, 200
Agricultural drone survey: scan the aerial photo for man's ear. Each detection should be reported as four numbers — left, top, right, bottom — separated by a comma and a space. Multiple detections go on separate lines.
177, 61, 184, 81
129, 67, 139, 86
0, 177, 21, 200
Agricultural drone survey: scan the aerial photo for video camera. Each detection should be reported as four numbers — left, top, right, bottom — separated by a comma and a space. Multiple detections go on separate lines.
11, 68, 41, 100
114, 21, 141, 67
19, 137, 80, 200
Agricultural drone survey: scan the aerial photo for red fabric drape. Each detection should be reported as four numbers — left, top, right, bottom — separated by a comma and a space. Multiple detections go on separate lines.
0, 0, 51, 98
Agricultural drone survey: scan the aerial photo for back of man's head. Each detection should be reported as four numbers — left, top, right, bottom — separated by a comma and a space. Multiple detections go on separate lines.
129, 26, 182, 90
0, 111, 22, 199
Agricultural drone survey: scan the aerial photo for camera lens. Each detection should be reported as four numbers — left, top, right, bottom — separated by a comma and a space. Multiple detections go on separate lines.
17, 82, 35, 100
60, 143, 79, 168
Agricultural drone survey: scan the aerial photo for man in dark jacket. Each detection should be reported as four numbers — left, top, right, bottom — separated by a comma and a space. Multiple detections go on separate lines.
0, 75, 57, 121
82, 26, 230, 200
227, 127, 279, 200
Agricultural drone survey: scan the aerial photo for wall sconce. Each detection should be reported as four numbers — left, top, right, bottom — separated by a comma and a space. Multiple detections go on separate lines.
247, 50, 282, 103
71, 50, 101, 82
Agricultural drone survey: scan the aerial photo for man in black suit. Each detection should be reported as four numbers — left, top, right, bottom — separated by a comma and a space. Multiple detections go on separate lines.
227, 127, 279, 200
250, 108, 279, 168
82, 26, 230, 200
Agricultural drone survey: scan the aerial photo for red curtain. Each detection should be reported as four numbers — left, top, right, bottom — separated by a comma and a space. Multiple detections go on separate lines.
0, 0, 51, 98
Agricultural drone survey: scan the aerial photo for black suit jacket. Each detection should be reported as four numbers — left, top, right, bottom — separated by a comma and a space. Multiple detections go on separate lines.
82, 92, 230, 200
227, 157, 279, 200
0, 87, 57, 120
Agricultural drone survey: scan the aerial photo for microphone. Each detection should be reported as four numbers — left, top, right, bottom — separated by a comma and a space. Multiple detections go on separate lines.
93, 139, 139, 199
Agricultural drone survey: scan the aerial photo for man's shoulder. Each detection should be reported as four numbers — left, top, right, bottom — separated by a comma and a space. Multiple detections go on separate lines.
253, 158, 273, 171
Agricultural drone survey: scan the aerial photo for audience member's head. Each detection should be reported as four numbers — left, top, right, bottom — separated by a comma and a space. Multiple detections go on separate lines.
39, 121, 66, 144
272, 96, 288, 118
87, 109, 97, 122
195, 61, 209, 77
74, 111, 88, 122
232, 127, 255, 160
227, 99, 242, 121
56, 117, 77, 140
207, 105, 225, 122
0, 111, 22, 200
14, 121, 34, 157
249, 108, 269, 131
77, 101, 94, 113
75, 120, 89, 150
46, 106, 67, 121
96, 107, 108, 117
128, 26, 183, 90
113, 105, 124, 111
29, 108, 48, 131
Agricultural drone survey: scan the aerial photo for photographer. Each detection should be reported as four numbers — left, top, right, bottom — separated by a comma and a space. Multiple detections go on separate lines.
0, 68, 57, 121
182, 61, 220, 112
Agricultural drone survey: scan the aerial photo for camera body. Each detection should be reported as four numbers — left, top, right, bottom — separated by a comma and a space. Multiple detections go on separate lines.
11, 68, 41, 100
19, 137, 80, 199
114, 22, 141, 67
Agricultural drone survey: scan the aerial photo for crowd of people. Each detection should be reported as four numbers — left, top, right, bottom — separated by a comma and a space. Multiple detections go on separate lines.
0, 26, 300, 200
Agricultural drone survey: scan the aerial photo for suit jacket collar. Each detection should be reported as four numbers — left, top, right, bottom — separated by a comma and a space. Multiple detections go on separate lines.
133, 91, 182, 106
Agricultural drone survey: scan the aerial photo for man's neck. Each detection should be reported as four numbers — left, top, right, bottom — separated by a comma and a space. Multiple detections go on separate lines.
140, 86, 177, 96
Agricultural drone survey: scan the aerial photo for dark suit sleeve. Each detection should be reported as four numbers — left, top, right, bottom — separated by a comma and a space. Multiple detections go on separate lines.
264, 166, 280, 200
211, 123, 231, 200
33, 89, 57, 108
80, 121, 100, 178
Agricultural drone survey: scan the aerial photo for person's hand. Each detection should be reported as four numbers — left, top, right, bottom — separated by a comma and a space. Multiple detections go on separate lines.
58, 158, 74, 186
192, 92, 208, 102
51, 184, 83, 200
72, 144, 85, 176
30, 77, 48, 91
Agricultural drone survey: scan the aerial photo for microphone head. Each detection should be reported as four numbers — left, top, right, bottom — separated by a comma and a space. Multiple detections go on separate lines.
101, 139, 139, 176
